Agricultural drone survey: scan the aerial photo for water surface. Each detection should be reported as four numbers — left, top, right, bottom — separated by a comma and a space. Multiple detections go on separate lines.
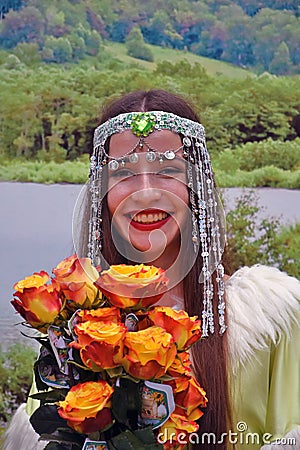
1, 182, 299, 348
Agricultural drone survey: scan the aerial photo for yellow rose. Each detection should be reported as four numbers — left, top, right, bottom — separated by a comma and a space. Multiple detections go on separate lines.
159, 413, 199, 450
71, 319, 126, 370
173, 376, 207, 418
58, 381, 113, 434
166, 352, 192, 379
122, 326, 177, 380
148, 306, 201, 351
53, 254, 101, 309
76, 306, 121, 324
96, 264, 168, 309
11, 271, 62, 332
14, 271, 49, 291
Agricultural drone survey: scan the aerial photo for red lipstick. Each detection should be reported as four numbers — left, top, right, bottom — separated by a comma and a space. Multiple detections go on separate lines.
129, 209, 171, 231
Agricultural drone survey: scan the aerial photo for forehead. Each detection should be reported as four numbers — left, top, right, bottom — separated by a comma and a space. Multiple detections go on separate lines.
109, 130, 182, 158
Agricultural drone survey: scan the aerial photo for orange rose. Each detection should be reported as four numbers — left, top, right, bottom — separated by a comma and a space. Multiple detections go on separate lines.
53, 254, 101, 309
58, 381, 113, 434
11, 271, 62, 332
173, 376, 207, 420
159, 413, 199, 450
71, 319, 126, 370
96, 264, 168, 309
122, 326, 177, 379
148, 306, 201, 351
166, 352, 192, 379
76, 307, 121, 324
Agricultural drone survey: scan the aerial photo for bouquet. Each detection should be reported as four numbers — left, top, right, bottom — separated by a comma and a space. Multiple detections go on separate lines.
11, 254, 207, 450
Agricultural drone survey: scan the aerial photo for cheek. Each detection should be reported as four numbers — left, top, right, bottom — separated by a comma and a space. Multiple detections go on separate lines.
181, 188, 189, 206
167, 181, 189, 208
179, 178, 190, 207
171, 184, 190, 226
106, 188, 118, 218
107, 184, 130, 219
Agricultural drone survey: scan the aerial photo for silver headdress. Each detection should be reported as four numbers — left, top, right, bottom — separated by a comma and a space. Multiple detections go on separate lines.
88, 111, 226, 336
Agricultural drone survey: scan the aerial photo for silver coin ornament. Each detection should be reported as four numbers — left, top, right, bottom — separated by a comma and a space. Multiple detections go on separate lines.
183, 137, 191, 147
108, 160, 119, 171
164, 150, 175, 160
129, 153, 139, 163
145, 151, 156, 162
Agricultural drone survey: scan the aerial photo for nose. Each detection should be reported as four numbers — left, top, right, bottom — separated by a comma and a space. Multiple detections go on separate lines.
130, 173, 162, 204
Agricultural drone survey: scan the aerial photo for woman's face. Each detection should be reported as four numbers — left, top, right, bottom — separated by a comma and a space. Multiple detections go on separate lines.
106, 130, 189, 264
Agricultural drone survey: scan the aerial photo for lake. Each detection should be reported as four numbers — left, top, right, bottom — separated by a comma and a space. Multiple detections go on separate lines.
1, 182, 300, 349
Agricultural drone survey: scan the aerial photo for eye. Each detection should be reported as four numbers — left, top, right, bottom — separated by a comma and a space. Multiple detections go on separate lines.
156, 166, 185, 178
109, 168, 136, 180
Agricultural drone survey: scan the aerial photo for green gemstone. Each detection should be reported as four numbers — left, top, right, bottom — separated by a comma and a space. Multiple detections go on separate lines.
131, 112, 156, 137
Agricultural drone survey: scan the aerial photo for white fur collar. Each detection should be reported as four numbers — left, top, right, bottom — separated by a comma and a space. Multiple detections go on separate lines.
2, 404, 46, 450
225, 265, 300, 368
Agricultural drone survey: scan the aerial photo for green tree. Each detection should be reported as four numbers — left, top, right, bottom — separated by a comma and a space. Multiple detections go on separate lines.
68, 33, 86, 60
226, 190, 300, 279
225, 190, 281, 271
193, 23, 227, 60
143, 10, 182, 47
85, 29, 102, 56
286, 23, 300, 65
0, 6, 44, 48
86, 7, 107, 37
43, 36, 73, 63
0, 343, 36, 421
252, 9, 293, 71
2, 53, 23, 69
75, 24, 102, 56
12, 42, 41, 65
269, 41, 292, 75
45, 7, 68, 37
218, 5, 254, 66
125, 26, 154, 62
0, 0, 24, 21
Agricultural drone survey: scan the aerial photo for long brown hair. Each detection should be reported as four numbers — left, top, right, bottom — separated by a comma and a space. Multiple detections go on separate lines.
80, 90, 232, 449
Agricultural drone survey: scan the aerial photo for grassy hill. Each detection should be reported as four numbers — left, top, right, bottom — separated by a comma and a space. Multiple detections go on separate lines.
0, 34, 299, 189
106, 42, 254, 79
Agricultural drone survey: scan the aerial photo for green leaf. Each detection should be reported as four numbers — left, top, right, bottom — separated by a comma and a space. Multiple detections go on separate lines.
30, 404, 68, 435
44, 443, 76, 449
106, 366, 124, 378
41, 429, 84, 447
133, 426, 162, 446
111, 379, 141, 427
30, 388, 68, 403
31, 336, 54, 353
108, 430, 147, 450
107, 428, 163, 450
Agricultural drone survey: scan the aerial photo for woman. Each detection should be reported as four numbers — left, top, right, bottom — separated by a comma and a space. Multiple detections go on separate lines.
3, 89, 300, 449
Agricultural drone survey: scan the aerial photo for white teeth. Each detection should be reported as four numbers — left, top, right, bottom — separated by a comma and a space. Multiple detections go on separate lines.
132, 212, 168, 223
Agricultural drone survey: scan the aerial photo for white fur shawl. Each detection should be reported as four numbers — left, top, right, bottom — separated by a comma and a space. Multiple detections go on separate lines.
226, 264, 300, 368
1, 403, 46, 450
2, 265, 300, 450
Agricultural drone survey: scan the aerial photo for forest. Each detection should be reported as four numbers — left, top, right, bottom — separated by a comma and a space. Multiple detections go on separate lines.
0, 0, 300, 75
1, 56, 300, 188
0, 0, 299, 188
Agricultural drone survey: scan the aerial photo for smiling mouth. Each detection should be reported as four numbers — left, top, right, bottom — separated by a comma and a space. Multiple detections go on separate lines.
132, 211, 169, 224
128, 210, 171, 230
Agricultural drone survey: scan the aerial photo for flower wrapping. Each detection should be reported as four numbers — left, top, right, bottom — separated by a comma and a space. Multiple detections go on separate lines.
11, 255, 207, 449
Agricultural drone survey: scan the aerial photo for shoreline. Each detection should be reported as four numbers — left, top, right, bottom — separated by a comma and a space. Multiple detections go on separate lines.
1, 183, 300, 348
